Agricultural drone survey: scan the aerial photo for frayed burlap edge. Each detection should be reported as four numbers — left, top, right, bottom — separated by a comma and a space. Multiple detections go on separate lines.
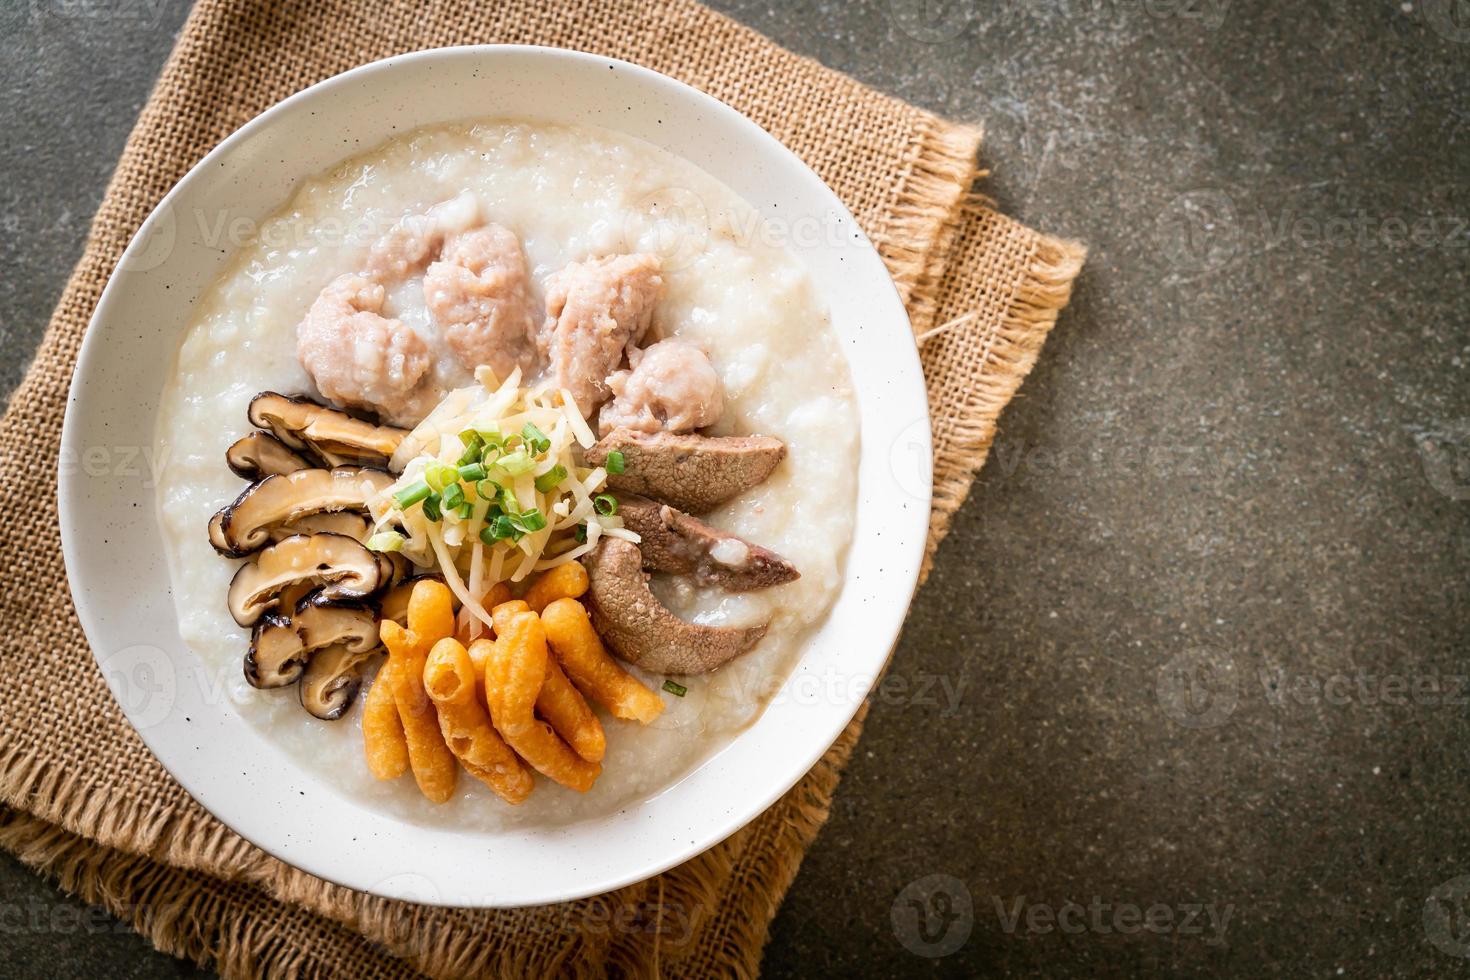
0, 181, 1085, 980
0, 704, 873, 980
0, 209, 1084, 980
0, 6, 1086, 974
923, 221, 1088, 576
869, 118, 985, 338
0, 86, 1015, 980
0, 808, 415, 980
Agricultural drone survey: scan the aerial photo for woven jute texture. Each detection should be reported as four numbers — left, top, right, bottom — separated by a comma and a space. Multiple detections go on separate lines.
0, 1, 1084, 976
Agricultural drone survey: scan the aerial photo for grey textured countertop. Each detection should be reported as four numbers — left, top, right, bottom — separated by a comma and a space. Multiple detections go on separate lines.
3, 1, 1467, 977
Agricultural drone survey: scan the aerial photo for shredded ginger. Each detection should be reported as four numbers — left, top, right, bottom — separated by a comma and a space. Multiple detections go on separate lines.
368, 366, 638, 634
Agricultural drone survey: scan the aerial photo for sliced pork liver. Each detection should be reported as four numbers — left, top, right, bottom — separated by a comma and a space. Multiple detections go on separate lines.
615, 494, 798, 591
586, 428, 786, 514
583, 538, 767, 675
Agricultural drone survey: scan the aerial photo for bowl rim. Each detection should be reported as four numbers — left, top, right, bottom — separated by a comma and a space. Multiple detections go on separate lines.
58, 43, 933, 907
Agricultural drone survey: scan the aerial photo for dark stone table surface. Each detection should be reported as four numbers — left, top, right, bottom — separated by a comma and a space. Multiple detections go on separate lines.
2, 1, 1466, 976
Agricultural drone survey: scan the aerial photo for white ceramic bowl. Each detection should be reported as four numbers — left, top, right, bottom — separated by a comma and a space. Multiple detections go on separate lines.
59, 46, 931, 907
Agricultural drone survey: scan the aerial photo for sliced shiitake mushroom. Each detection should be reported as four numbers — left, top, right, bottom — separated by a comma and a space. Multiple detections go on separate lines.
225, 431, 314, 480
248, 391, 407, 467
263, 510, 371, 545
294, 592, 379, 653
374, 551, 412, 595
299, 644, 379, 720
208, 466, 392, 557
227, 532, 381, 626
276, 579, 316, 614
245, 613, 307, 688
583, 538, 767, 675
585, 428, 787, 514
242, 590, 377, 690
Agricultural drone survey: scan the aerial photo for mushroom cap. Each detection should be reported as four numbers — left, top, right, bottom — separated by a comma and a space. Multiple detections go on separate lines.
294, 592, 379, 654
585, 428, 786, 513
583, 537, 767, 675
374, 551, 412, 595
225, 431, 314, 480
298, 644, 378, 720
615, 494, 799, 592
263, 510, 371, 546
227, 532, 382, 626
248, 391, 408, 467
242, 587, 379, 693
208, 466, 392, 557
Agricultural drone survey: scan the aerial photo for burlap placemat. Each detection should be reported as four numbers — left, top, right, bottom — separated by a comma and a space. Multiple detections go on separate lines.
0, 1, 1084, 975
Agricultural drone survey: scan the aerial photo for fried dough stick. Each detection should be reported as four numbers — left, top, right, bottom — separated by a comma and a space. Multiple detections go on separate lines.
426, 637, 534, 804
489, 600, 605, 762
485, 610, 601, 792
541, 598, 665, 724
380, 580, 458, 803
362, 656, 409, 780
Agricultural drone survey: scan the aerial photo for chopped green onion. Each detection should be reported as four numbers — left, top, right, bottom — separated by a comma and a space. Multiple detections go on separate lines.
425, 462, 459, 492
393, 480, 432, 509
575, 523, 588, 544
481, 513, 521, 542
422, 492, 443, 522
521, 422, 551, 454
534, 465, 569, 493
514, 508, 548, 533
455, 501, 474, 520
662, 679, 688, 697
593, 493, 618, 516
605, 450, 626, 475
477, 427, 504, 448
441, 482, 465, 510
456, 432, 485, 466
497, 484, 521, 515
494, 448, 536, 476
475, 478, 499, 501
366, 532, 404, 553
457, 461, 487, 483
